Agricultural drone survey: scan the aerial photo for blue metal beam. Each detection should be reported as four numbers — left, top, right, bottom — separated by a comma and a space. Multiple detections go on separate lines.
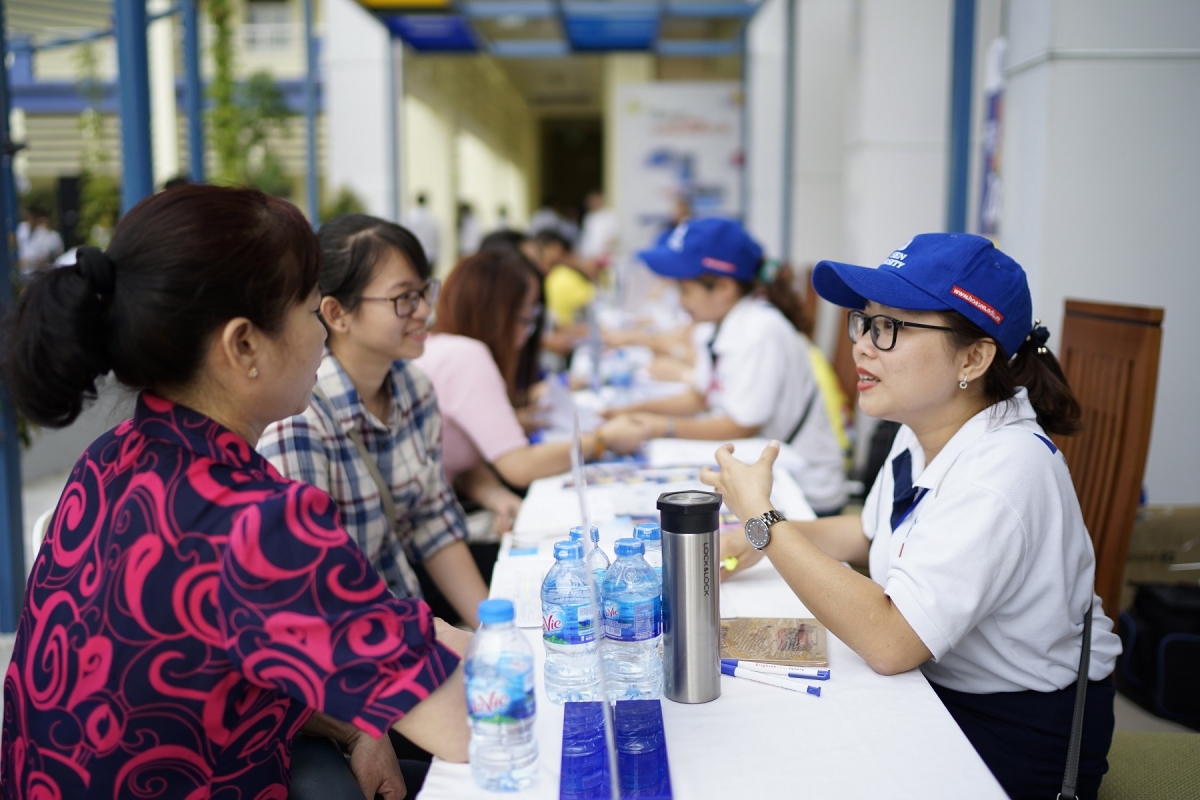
666, 2, 758, 19
490, 39, 569, 57
11, 77, 323, 117
780, 0, 796, 262
946, 0, 975, 233
462, 1, 555, 19
656, 38, 740, 57
114, 0, 154, 212
181, 0, 204, 182
0, 0, 27, 633
562, 1, 657, 18
304, 0, 319, 224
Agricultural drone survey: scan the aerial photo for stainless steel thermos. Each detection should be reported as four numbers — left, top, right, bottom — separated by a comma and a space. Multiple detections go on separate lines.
657, 490, 722, 703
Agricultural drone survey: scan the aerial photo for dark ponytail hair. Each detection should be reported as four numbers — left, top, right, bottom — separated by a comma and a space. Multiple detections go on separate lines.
944, 313, 1082, 436
700, 260, 813, 337
316, 213, 431, 319
3, 185, 320, 427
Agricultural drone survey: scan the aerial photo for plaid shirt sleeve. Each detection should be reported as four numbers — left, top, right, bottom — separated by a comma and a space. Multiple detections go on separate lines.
395, 366, 468, 565
257, 407, 334, 496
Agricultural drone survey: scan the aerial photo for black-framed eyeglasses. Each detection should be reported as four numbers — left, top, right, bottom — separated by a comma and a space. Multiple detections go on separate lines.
360, 279, 441, 319
847, 309, 955, 352
518, 304, 543, 339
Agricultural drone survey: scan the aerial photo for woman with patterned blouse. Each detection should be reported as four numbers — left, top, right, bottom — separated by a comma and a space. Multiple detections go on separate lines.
257, 215, 493, 628
1, 186, 469, 800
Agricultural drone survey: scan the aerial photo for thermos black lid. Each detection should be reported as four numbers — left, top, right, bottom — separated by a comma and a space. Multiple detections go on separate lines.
657, 490, 722, 534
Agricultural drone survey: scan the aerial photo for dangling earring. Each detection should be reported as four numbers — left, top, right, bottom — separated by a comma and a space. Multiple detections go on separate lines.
959, 378, 968, 390
248, 367, 259, 379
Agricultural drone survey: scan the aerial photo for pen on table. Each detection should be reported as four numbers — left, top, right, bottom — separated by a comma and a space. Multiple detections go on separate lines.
721, 662, 822, 696
720, 659, 830, 681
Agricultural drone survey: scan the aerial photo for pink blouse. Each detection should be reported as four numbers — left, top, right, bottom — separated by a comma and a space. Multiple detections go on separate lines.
413, 334, 529, 484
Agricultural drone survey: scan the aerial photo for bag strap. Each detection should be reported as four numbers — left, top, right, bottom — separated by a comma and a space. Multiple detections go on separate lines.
1058, 604, 1093, 800
784, 386, 820, 446
312, 387, 399, 530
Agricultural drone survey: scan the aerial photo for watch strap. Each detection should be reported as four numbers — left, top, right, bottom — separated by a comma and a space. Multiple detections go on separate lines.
761, 509, 786, 527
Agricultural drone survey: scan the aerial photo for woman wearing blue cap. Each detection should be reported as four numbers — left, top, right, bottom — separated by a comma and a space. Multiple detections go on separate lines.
607, 217, 847, 515
704, 233, 1120, 799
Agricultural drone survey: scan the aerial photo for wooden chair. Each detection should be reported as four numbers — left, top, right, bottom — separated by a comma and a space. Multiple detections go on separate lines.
1051, 300, 1165, 622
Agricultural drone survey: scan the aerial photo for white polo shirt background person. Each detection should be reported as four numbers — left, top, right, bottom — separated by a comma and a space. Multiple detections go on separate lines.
705, 233, 1121, 800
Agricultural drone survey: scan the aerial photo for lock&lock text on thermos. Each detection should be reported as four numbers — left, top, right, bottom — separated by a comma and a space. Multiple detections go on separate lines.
656, 490, 722, 703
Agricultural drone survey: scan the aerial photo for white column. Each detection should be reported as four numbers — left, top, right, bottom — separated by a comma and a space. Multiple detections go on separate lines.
326, 0, 392, 217
603, 54, 655, 220
1001, 0, 1200, 503
744, 0, 786, 258
842, 0, 951, 268
148, 0, 179, 186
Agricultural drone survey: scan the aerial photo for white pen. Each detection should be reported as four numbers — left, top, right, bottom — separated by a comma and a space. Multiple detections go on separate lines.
720, 659, 830, 681
721, 662, 822, 696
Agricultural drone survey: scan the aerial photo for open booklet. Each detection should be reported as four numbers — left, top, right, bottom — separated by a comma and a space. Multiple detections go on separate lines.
719, 617, 829, 667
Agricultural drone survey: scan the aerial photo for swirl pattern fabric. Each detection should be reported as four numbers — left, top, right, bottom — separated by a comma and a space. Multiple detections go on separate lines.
1, 394, 459, 799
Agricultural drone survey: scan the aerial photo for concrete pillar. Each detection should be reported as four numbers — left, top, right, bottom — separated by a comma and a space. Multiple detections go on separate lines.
1001, 0, 1200, 503
842, 0, 951, 267
603, 53, 655, 222
148, 0, 180, 187
326, 0, 393, 218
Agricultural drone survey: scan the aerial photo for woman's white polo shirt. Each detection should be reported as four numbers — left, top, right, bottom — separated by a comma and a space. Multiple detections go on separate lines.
862, 388, 1122, 694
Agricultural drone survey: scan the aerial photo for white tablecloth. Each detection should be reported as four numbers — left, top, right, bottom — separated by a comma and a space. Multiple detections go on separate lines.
419, 473, 1008, 799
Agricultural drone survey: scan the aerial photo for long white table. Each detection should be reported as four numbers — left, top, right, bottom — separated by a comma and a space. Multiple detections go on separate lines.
419, 467, 1008, 799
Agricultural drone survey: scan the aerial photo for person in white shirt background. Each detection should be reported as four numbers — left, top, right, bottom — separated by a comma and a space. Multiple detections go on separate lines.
17, 200, 64, 274
402, 192, 440, 267
578, 190, 620, 268
707, 233, 1121, 800
605, 217, 847, 516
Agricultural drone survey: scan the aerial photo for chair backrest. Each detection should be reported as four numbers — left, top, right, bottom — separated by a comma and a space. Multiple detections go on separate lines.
1051, 299, 1164, 621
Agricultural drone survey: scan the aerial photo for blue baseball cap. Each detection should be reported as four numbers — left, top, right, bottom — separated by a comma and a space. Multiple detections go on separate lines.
811, 233, 1033, 356
638, 218, 764, 283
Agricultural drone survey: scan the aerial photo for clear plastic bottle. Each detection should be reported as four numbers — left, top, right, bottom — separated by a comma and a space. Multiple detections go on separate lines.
465, 599, 539, 792
601, 538, 664, 701
585, 526, 610, 586
542, 540, 602, 703
632, 523, 662, 581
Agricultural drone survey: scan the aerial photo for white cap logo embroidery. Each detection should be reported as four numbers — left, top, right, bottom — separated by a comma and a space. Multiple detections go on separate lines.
881, 237, 913, 269
667, 223, 689, 252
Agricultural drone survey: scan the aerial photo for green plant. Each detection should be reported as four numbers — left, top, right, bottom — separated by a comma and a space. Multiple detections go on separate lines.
320, 186, 367, 222
207, 0, 295, 197
74, 42, 120, 246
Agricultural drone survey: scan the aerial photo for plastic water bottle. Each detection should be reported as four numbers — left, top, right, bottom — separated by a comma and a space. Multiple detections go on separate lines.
466, 599, 538, 792
633, 523, 662, 580
585, 527, 610, 586
602, 538, 664, 701
542, 540, 602, 703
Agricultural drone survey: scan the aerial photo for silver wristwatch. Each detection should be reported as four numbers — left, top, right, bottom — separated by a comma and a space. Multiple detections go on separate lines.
745, 509, 786, 550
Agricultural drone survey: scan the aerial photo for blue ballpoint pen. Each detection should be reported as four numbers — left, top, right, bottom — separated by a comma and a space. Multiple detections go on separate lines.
721, 662, 822, 696
720, 659, 830, 681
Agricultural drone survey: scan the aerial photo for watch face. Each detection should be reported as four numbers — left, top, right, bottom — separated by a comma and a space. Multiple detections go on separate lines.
745, 517, 770, 550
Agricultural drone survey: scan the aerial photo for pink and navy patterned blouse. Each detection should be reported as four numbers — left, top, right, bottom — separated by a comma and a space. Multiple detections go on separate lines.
1, 394, 459, 800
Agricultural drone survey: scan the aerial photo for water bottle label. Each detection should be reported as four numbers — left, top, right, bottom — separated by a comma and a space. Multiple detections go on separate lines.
467, 668, 536, 724
542, 601, 596, 645
602, 596, 661, 641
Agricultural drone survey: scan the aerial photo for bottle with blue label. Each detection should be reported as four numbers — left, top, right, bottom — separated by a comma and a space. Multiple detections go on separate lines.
542, 540, 602, 703
602, 538, 664, 701
584, 526, 610, 586
466, 599, 538, 792
633, 522, 663, 581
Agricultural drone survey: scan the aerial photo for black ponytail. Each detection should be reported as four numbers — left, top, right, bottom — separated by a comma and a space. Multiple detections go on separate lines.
729, 260, 814, 337
944, 313, 1082, 436
3, 248, 115, 426
3, 185, 321, 429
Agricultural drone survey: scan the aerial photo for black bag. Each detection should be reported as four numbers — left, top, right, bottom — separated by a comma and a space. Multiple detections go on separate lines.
1116, 583, 1200, 731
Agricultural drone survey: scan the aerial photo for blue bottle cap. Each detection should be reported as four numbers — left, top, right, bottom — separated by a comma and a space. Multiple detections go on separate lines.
633, 523, 661, 542
614, 538, 645, 557
569, 526, 585, 541
477, 599, 514, 624
554, 540, 585, 560
589, 526, 600, 543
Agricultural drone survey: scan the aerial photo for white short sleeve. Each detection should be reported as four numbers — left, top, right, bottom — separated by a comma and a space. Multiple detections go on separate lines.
711, 333, 789, 429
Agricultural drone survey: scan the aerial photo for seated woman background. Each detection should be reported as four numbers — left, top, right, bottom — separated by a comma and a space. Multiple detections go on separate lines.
708, 233, 1121, 800
258, 214, 491, 628
606, 218, 847, 515
413, 247, 648, 499
1, 186, 468, 800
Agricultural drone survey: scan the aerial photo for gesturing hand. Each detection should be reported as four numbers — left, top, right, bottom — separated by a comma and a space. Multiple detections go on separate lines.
699, 441, 779, 524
